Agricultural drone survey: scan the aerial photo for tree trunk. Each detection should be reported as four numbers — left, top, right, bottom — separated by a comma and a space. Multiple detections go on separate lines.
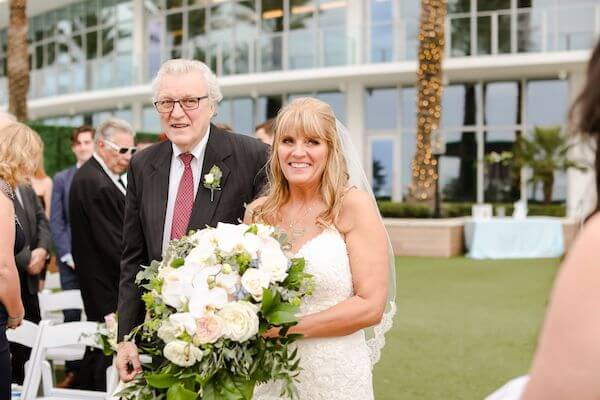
7, 0, 29, 122
408, 0, 447, 204
543, 173, 554, 205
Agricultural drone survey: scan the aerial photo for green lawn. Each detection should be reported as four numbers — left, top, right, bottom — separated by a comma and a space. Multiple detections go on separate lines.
373, 256, 560, 400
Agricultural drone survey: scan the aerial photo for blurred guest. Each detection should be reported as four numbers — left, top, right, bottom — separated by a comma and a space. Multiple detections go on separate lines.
69, 118, 135, 391
487, 40, 600, 400
30, 156, 52, 219
49, 125, 95, 388
0, 122, 43, 396
255, 118, 275, 146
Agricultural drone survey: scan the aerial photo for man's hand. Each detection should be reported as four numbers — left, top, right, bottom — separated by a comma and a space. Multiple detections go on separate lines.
27, 248, 48, 275
116, 342, 142, 382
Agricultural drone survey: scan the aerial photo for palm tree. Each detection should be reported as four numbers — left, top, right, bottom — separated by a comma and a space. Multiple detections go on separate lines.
7, 0, 29, 121
513, 126, 587, 204
408, 0, 446, 203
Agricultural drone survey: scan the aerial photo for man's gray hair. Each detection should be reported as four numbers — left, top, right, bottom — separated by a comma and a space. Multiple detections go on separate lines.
96, 117, 136, 144
151, 59, 223, 107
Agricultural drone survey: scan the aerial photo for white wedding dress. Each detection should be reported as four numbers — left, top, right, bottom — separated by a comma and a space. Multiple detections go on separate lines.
253, 228, 374, 400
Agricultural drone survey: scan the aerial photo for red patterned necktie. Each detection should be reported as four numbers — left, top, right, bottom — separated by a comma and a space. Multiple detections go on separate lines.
170, 153, 195, 240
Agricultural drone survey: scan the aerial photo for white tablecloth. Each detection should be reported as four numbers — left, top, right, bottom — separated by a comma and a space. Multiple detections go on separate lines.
464, 217, 564, 259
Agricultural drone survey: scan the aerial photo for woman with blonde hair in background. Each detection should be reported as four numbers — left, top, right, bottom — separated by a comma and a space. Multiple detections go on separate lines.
0, 122, 44, 397
246, 97, 395, 399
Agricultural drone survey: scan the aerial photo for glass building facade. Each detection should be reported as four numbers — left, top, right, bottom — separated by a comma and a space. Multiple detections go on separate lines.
0, 0, 596, 207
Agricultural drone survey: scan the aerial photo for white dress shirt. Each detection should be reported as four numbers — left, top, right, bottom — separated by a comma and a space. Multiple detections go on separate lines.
92, 153, 127, 196
162, 127, 210, 253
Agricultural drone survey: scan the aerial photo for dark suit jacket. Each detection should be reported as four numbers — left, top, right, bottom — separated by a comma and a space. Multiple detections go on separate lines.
14, 185, 52, 296
117, 125, 269, 340
50, 166, 77, 260
70, 156, 125, 322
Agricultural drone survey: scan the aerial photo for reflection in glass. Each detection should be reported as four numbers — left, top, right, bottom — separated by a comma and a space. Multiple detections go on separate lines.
318, 0, 346, 27
371, 25, 393, 63
289, 30, 315, 69
143, 105, 161, 132
557, 4, 595, 51
402, 130, 416, 199
442, 84, 476, 128
484, 81, 519, 126
441, 131, 477, 202
259, 36, 283, 72
517, 10, 541, 52
101, 0, 116, 26
118, 22, 133, 53
102, 27, 116, 57
323, 28, 346, 66
477, 15, 492, 55
216, 99, 232, 127
448, 0, 470, 13
189, 8, 207, 62
166, 12, 183, 48
529, 171, 567, 202
450, 16, 471, 57
257, 95, 283, 123
484, 130, 520, 203
498, 14, 511, 53
477, 0, 510, 11
366, 88, 398, 130
86, 31, 98, 60
401, 87, 416, 129
371, 139, 394, 199
147, 18, 163, 79
526, 80, 568, 127
262, 0, 284, 32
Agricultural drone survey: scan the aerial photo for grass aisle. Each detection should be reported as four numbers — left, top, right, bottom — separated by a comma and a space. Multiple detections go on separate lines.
373, 256, 560, 400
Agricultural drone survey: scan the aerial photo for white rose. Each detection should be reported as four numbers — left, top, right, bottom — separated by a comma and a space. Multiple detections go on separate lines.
241, 268, 270, 301
163, 340, 203, 367
218, 301, 259, 343
157, 320, 183, 344
169, 312, 197, 337
255, 224, 275, 239
241, 233, 261, 258
216, 270, 241, 294
204, 173, 214, 184
259, 243, 289, 283
194, 314, 224, 345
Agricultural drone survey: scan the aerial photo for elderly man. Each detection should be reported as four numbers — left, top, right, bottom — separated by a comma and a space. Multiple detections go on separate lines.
70, 118, 136, 390
116, 59, 269, 381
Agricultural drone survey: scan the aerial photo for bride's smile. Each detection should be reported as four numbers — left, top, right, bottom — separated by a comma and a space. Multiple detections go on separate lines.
278, 132, 328, 186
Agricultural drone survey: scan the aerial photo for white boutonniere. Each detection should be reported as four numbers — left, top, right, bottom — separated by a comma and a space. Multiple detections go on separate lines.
203, 165, 222, 201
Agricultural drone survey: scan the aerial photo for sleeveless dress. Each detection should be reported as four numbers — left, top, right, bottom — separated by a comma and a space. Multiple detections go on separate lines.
0, 179, 27, 399
253, 229, 374, 400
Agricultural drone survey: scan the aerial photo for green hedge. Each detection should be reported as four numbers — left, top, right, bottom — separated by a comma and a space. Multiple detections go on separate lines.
377, 201, 566, 218
29, 124, 159, 177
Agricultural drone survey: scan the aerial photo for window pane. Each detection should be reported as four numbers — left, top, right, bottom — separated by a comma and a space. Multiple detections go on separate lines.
526, 80, 568, 127
143, 106, 161, 132
401, 87, 416, 129
441, 131, 477, 202
166, 12, 183, 47
477, 15, 492, 55
257, 95, 283, 122
442, 84, 476, 128
450, 16, 471, 57
289, 30, 315, 69
477, 0, 510, 11
484, 130, 520, 203
448, 0, 470, 13
317, 91, 346, 123
485, 81, 519, 126
216, 99, 232, 126
101, 0, 116, 26
517, 10, 542, 53
232, 98, 254, 135
557, 4, 595, 51
366, 88, 398, 130
86, 31, 98, 60
371, 25, 394, 63
371, 138, 394, 199
147, 18, 163, 78
262, 0, 284, 32
402, 131, 416, 199
318, 0, 346, 27
102, 27, 116, 57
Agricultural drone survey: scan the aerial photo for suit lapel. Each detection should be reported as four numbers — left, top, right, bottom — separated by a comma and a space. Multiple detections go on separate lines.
188, 125, 231, 230
149, 141, 173, 258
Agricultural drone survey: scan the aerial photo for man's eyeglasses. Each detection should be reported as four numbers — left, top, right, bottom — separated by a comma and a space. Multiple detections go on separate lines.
153, 96, 209, 113
104, 140, 136, 155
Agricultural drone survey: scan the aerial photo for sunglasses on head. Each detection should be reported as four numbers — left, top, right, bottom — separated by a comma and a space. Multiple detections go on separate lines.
104, 140, 137, 155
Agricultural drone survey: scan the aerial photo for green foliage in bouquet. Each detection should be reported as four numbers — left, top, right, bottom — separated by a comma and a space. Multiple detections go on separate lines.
116, 223, 314, 400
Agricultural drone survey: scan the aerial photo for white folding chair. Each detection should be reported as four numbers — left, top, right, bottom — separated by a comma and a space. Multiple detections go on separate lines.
42, 272, 61, 291
23, 320, 110, 400
38, 290, 85, 323
7, 320, 45, 399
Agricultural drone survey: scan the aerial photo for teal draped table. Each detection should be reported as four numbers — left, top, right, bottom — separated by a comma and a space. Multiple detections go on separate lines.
464, 217, 564, 259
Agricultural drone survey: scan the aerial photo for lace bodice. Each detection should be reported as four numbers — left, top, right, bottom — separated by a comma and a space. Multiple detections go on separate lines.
254, 229, 374, 400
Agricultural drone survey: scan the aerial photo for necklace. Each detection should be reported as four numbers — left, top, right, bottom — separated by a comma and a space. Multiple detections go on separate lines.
284, 202, 315, 243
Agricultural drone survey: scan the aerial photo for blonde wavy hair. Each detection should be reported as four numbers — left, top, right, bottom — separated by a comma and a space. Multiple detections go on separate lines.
253, 97, 349, 228
0, 123, 44, 189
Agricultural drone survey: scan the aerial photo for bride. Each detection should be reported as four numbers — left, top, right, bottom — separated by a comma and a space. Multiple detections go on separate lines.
245, 97, 395, 399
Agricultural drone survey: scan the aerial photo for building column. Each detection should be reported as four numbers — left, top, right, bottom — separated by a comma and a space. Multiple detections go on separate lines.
346, 0, 365, 65
567, 69, 596, 219
133, 0, 146, 85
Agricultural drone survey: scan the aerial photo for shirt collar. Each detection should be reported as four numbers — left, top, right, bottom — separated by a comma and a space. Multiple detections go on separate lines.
171, 125, 210, 161
92, 152, 120, 181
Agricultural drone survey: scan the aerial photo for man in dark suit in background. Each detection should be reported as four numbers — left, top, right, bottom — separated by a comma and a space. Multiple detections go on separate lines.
10, 185, 52, 384
70, 118, 136, 391
116, 59, 269, 381
49, 125, 95, 388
